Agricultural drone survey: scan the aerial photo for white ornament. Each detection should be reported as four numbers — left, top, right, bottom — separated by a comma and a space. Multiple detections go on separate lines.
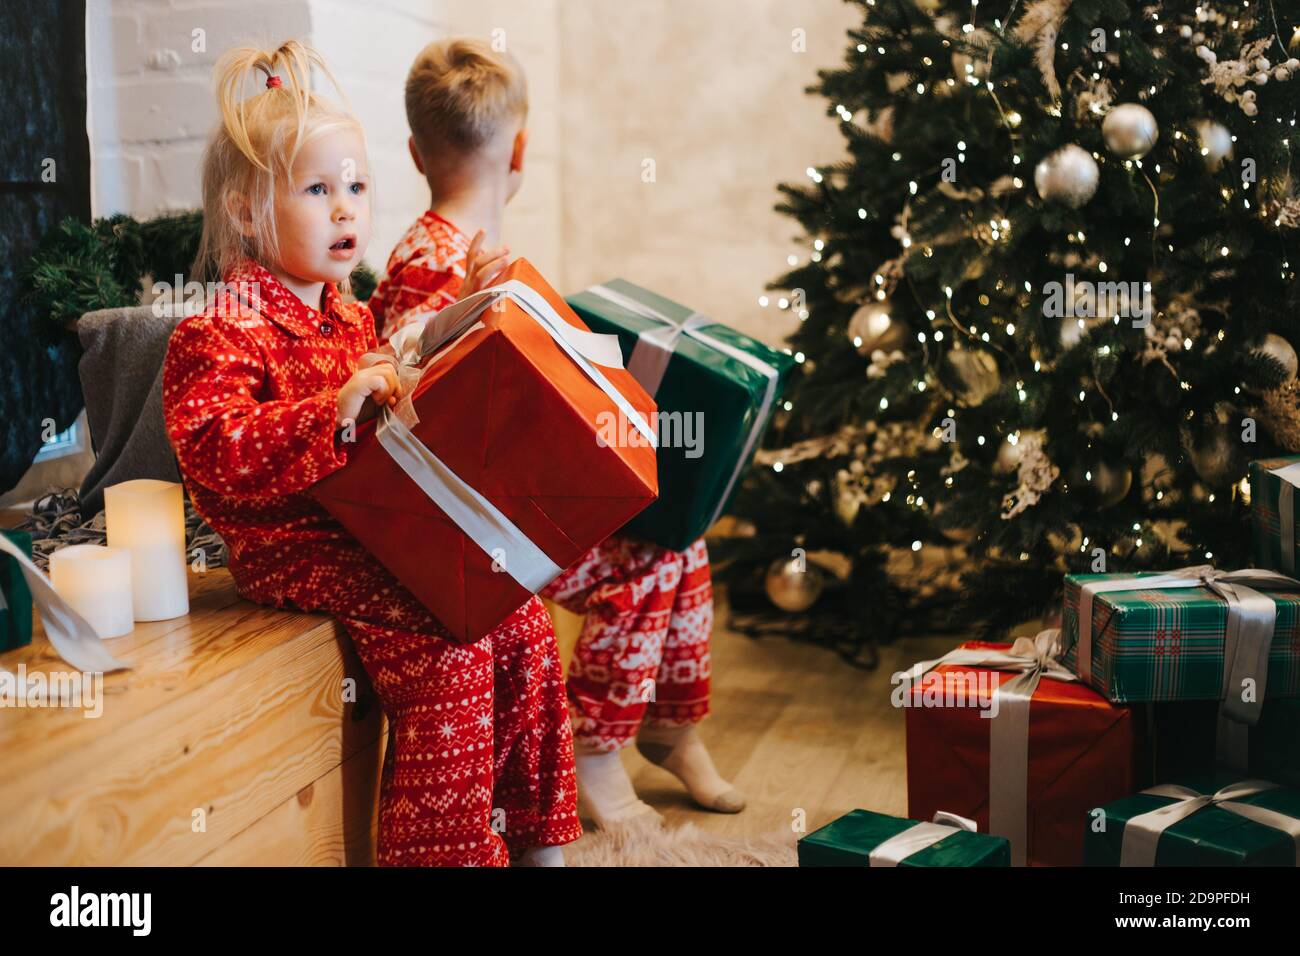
1254, 333, 1299, 383
1102, 104, 1159, 159
1197, 119, 1233, 170
1034, 144, 1100, 208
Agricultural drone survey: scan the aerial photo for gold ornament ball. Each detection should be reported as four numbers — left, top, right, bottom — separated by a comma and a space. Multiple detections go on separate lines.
848, 300, 906, 355
1253, 333, 1299, 382
1290, 27, 1300, 57
943, 348, 1001, 406
1189, 423, 1247, 487
1070, 458, 1132, 508
764, 557, 825, 613
1034, 144, 1100, 209
1102, 104, 1160, 159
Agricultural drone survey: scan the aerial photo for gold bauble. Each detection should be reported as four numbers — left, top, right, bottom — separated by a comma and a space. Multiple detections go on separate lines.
848, 300, 906, 355
1069, 458, 1132, 508
1189, 422, 1248, 487
764, 557, 825, 613
943, 348, 1001, 406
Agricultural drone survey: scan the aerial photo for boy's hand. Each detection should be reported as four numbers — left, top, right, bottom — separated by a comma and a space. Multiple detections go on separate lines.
336, 364, 401, 429
458, 229, 510, 301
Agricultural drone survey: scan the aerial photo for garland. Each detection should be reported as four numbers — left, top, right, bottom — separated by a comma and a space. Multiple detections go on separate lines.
22, 210, 378, 339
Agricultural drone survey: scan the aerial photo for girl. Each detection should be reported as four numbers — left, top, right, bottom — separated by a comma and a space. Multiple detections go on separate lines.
162, 41, 580, 867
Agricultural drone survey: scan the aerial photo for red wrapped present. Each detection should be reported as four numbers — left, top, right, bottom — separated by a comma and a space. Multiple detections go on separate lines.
902, 632, 1140, 866
311, 258, 658, 643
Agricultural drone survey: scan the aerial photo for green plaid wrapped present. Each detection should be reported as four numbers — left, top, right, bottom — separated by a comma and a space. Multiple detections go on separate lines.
1, 530, 34, 653
1249, 456, 1300, 574
798, 809, 1009, 867
566, 280, 794, 552
1062, 569, 1300, 704
1085, 775, 1300, 866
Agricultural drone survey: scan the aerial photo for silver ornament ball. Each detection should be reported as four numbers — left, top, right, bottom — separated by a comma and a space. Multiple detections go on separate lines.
1034, 144, 1100, 209
1102, 104, 1160, 159
765, 557, 825, 613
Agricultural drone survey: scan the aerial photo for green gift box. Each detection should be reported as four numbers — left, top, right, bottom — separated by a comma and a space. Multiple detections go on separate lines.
1062, 571, 1300, 703
566, 280, 794, 552
1086, 775, 1300, 866
797, 809, 1010, 867
1, 530, 34, 652
1249, 456, 1300, 574
1150, 700, 1300, 791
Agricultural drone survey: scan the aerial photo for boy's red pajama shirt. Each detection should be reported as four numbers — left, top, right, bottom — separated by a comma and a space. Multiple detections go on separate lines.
371, 212, 715, 753
162, 260, 580, 866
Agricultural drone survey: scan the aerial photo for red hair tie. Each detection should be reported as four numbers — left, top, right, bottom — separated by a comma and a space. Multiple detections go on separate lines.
266, 74, 282, 89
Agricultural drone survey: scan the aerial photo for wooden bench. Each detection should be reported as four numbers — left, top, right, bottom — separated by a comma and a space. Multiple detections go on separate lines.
0, 568, 387, 865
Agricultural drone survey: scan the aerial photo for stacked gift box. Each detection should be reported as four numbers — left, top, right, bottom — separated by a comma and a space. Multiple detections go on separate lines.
805, 454, 1300, 867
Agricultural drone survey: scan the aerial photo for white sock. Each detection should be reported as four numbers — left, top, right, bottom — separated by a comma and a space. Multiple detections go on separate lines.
516, 845, 566, 867
574, 746, 662, 830
635, 724, 745, 813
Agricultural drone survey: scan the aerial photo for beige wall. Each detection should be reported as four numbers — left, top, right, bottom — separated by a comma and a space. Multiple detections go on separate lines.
445, 0, 856, 347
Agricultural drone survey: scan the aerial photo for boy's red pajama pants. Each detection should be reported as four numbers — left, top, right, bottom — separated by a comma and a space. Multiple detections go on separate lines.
237, 539, 581, 867
541, 536, 714, 753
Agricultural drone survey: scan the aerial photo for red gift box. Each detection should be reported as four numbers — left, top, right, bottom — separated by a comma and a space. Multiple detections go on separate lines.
904, 639, 1140, 866
311, 258, 658, 643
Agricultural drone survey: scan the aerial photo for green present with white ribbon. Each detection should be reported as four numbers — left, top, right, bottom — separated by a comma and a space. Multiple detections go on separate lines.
1086, 775, 1300, 866
797, 809, 1009, 867
1249, 456, 1300, 574
566, 280, 794, 552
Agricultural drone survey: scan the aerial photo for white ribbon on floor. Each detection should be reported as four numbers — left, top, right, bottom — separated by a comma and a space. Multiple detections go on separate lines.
1120, 779, 1300, 866
868, 810, 981, 866
0, 534, 131, 672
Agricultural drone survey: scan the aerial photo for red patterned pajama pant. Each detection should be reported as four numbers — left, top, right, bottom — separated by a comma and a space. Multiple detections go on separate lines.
541, 535, 713, 753
235, 539, 581, 867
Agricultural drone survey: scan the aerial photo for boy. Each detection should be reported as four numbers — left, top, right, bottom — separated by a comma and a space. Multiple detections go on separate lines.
372, 37, 744, 829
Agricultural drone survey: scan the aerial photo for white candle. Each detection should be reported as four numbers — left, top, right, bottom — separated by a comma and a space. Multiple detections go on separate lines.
105, 479, 190, 621
49, 545, 134, 639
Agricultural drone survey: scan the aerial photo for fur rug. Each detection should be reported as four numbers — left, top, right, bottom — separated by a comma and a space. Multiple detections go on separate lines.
565, 818, 798, 867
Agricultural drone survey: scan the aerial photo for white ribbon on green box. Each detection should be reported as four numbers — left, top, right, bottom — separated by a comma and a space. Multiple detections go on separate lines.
1120, 779, 1300, 866
1072, 565, 1298, 768
584, 283, 781, 530
868, 810, 981, 867
365, 279, 655, 596
1268, 461, 1300, 574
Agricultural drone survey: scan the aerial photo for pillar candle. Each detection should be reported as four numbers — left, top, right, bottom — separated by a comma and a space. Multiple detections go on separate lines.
105, 479, 190, 621
49, 545, 134, 639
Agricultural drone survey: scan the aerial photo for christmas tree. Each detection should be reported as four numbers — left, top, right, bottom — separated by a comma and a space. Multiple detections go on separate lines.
717, 0, 1300, 644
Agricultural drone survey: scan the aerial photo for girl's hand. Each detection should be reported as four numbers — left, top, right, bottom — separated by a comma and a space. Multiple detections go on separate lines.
336, 364, 401, 429
458, 229, 509, 301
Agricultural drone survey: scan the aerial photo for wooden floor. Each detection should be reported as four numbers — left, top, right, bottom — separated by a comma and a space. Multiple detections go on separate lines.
562, 596, 967, 850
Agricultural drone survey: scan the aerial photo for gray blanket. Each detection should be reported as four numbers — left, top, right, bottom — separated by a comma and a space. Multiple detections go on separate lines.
75, 305, 182, 515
